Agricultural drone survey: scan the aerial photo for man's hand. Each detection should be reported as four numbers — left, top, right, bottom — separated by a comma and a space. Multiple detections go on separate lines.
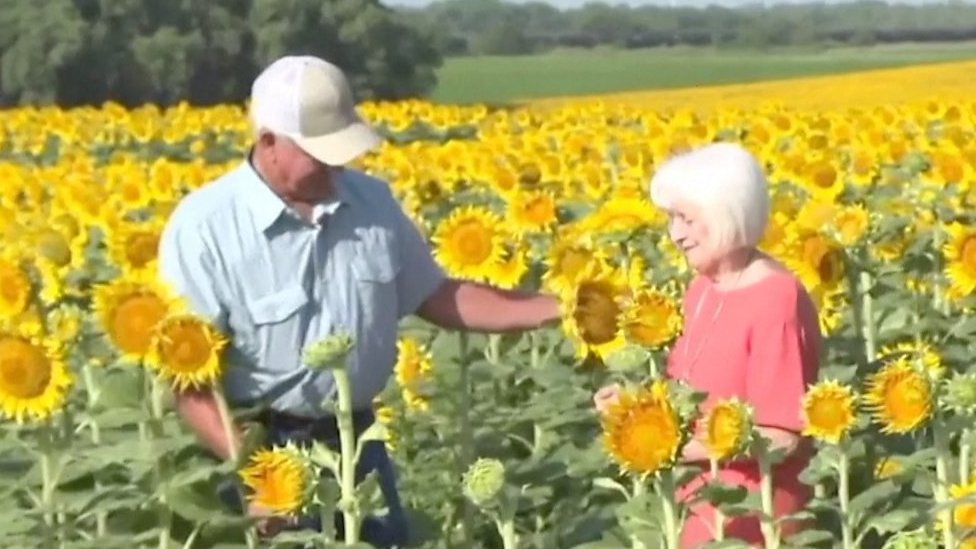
417, 279, 563, 332
173, 388, 243, 462
593, 384, 622, 415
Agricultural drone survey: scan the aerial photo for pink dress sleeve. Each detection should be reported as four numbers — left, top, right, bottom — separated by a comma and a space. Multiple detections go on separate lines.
745, 286, 821, 433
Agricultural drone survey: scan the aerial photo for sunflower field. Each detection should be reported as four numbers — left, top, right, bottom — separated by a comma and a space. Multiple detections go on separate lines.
4, 65, 976, 549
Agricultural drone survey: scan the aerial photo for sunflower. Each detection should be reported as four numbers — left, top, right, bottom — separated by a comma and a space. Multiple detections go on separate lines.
147, 314, 227, 391
106, 218, 165, 274
801, 379, 858, 444
432, 205, 506, 282
239, 445, 313, 516
394, 337, 433, 412
951, 479, 976, 532
801, 156, 846, 202
794, 200, 837, 235
577, 195, 663, 234
541, 231, 609, 295
879, 340, 944, 380
831, 203, 871, 247
0, 325, 73, 423
944, 222, 976, 298
874, 456, 904, 480
864, 357, 934, 435
505, 189, 558, 235
561, 262, 629, 361
92, 272, 174, 362
784, 230, 847, 292
0, 257, 31, 321
702, 398, 754, 461
619, 287, 683, 350
46, 303, 83, 345
488, 241, 530, 290
601, 380, 684, 476
373, 400, 398, 451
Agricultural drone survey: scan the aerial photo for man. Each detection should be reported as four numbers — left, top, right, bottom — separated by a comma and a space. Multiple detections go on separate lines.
157, 55, 561, 547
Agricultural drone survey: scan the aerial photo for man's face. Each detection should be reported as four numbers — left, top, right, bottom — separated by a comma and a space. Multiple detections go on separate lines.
255, 132, 339, 202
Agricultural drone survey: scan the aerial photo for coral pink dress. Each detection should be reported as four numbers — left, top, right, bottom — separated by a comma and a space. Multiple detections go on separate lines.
666, 269, 822, 548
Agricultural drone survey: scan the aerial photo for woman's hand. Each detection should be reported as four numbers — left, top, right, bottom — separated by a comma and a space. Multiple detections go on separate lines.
593, 384, 622, 414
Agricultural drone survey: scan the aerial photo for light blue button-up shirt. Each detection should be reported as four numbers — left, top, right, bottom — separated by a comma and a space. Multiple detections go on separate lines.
157, 155, 445, 417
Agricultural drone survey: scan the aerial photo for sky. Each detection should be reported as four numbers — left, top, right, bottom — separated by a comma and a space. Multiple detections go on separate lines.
388, 0, 961, 7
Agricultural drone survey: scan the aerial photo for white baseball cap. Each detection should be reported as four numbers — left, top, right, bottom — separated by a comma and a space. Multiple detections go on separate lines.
249, 55, 382, 166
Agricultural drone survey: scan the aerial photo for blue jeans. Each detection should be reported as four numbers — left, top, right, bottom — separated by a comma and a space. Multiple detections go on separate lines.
220, 410, 409, 548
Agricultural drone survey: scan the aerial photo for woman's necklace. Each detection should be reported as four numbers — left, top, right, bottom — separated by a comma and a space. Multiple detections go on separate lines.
678, 255, 755, 380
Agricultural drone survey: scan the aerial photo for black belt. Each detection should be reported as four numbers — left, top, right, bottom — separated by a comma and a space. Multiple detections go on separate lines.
257, 408, 377, 439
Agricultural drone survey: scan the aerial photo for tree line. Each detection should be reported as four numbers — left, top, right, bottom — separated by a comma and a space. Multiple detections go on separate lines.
2, 0, 976, 108
406, 0, 976, 56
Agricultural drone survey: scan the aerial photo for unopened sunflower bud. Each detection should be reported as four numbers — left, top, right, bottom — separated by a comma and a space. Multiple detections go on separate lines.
463, 457, 505, 507
943, 371, 976, 417
303, 332, 354, 370
604, 343, 650, 373
881, 528, 937, 549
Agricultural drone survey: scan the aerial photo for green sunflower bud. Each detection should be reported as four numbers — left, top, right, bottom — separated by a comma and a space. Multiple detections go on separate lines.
881, 528, 937, 549
604, 343, 651, 373
943, 371, 976, 417
463, 457, 506, 508
304, 332, 355, 370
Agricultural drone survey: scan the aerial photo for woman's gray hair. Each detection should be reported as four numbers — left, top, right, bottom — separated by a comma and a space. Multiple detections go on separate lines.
648, 142, 770, 254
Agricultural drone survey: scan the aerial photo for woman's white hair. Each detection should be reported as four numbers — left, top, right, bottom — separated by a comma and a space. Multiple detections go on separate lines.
649, 142, 770, 254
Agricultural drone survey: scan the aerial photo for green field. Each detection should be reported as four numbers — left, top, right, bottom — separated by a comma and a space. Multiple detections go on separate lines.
430, 41, 976, 104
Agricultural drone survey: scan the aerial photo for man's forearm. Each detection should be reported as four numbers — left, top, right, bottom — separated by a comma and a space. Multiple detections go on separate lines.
174, 388, 242, 462
418, 279, 560, 332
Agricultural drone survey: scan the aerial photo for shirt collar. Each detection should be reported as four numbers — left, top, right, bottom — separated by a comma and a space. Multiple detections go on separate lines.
239, 150, 351, 232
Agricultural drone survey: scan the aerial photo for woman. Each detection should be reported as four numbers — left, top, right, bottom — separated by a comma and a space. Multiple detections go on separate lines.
594, 142, 822, 547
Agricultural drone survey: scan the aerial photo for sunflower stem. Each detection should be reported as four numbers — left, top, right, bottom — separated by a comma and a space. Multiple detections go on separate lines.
859, 270, 877, 363
758, 454, 780, 549
82, 363, 107, 538
628, 476, 648, 549
529, 331, 540, 370
961, 429, 972, 483
838, 450, 854, 549
846, 267, 866, 365
213, 387, 256, 546
659, 470, 680, 549
709, 459, 724, 541
495, 516, 518, 549
141, 368, 172, 549
332, 366, 362, 545
529, 332, 545, 455
40, 422, 57, 542
213, 386, 239, 464
934, 427, 956, 549
458, 331, 475, 547
486, 333, 501, 365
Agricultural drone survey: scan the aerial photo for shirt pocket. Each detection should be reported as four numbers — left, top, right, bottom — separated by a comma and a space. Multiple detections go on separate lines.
244, 284, 310, 372
350, 241, 400, 326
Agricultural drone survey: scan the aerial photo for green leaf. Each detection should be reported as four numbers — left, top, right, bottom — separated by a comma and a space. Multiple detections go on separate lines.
783, 528, 835, 546
848, 480, 899, 519
696, 481, 748, 507
592, 476, 630, 499
310, 441, 340, 475
865, 508, 922, 535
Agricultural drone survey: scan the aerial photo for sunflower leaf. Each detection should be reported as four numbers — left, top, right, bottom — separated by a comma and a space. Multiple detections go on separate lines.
592, 476, 630, 499
864, 507, 923, 535
848, 480, 899, 521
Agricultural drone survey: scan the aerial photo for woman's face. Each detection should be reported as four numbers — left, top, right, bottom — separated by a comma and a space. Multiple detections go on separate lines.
666, 199, 716, 272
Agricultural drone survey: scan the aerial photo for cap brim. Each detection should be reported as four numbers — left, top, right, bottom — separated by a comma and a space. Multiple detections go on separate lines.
292, 121, 383, 166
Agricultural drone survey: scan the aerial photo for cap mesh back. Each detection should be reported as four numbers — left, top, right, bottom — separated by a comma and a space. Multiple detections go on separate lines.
249, 57, 306, 135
